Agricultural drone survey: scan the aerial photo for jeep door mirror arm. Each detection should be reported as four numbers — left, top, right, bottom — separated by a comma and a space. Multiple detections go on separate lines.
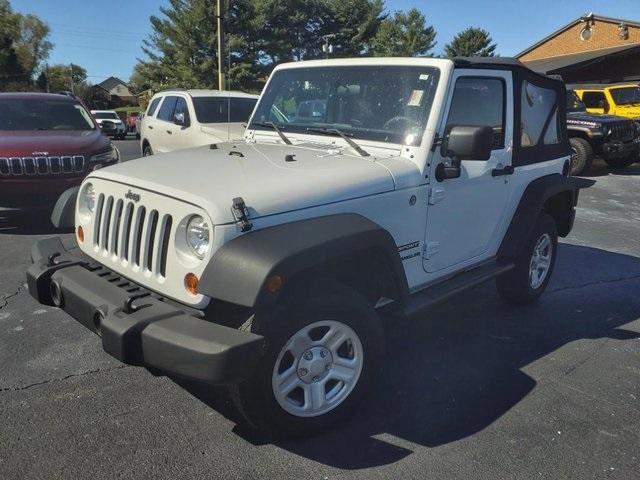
435, 157, 461, 182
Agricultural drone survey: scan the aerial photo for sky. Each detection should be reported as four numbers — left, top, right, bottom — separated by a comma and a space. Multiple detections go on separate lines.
10, 0, 640, 84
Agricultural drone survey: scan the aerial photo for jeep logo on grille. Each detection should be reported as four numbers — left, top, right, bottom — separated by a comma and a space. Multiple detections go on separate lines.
125, 190, 141, 202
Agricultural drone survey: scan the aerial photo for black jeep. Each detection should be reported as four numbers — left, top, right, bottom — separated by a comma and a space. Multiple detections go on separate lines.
566, 89, 639, 175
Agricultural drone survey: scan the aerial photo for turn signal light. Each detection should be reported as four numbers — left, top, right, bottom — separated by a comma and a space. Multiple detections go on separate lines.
77, 225, 85, 243
184, 273, 199, 297
266, 275, 283, 293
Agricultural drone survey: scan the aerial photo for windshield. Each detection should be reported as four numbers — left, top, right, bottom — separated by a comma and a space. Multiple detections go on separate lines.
566, 91, 586, 112
93, 111, 119, 120
0, 99, 95, 131
609, 86, 640, 106
193, 97, 257, 123
250, 65, 440, 146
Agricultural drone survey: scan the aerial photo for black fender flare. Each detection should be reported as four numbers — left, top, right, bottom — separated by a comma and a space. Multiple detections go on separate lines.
498, 174, 593, 259
51, 186, 79, 229
199, 213, 410, 308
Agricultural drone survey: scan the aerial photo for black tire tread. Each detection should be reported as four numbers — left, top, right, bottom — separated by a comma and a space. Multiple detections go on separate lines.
496, 213, 558, 304
569, 137, 594, 176
230, 282, 384, 438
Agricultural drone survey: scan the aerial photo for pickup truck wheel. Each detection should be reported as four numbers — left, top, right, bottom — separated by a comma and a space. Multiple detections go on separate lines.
230, 284, 384, 437
496, 213, 558, 304
604, 154, 636, 169
569, 137, 593, 175
143, 144, 153, 156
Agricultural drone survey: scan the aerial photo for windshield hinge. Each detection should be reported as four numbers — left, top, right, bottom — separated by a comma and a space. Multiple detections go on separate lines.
231, 197, 253, 232
431, 133, 444, 152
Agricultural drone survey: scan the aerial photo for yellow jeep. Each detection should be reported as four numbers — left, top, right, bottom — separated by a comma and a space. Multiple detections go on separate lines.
574, 84, 640, 119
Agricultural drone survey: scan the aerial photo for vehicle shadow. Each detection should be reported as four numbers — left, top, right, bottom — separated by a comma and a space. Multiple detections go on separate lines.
179, 244, 640, 469
582, 157, 640, 177
0, 209, 72, 235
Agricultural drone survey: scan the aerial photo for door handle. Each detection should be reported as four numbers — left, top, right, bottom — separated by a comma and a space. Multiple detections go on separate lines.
147, 125, 153, 129
166, 130, 172, 134
491, 165, 514, 177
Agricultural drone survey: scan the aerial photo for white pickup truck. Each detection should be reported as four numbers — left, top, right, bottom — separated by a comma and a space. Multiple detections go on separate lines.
139, 89, 258, 155
29, 57, 590, 437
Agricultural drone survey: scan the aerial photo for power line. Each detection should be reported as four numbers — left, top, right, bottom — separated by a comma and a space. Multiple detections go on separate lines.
49, 21, 148, 38
53, 42, 143, 53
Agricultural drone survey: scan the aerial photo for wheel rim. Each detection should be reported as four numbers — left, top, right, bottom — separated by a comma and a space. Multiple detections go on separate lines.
529, 233, 553, 289
271, 320, 364, 418
569, 147, 579, 172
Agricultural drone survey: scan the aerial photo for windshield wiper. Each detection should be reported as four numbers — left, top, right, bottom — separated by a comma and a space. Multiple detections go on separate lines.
252, 121, 292, 145
306, 127, 370, 157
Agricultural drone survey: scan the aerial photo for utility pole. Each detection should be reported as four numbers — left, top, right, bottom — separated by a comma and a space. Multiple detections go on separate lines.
69, 64, 75, 94
216, 0, 225, 90
322, 34, 336, 59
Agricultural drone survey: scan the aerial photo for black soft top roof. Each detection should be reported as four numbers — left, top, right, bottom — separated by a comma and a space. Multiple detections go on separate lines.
453, 57, 570, 166
453, 56, 564, 87
453, 56, 525, 68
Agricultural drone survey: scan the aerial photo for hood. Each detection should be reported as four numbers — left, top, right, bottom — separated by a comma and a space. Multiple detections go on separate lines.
89, 142, 397, 225
0, 129, 110, 157
96, 118, 123, 124
614, 105, 640, 118
567, 111, 632, 124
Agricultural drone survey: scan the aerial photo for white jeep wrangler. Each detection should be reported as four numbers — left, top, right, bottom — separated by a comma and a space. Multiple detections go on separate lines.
28, 57, 589, 436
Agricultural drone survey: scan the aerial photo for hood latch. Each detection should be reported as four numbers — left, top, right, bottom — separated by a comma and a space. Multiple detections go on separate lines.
231, 197, 253, 232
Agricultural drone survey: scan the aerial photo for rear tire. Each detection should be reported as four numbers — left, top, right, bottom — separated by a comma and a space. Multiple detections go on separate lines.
497, 213, 558, 304
142, 144, 153, 156
604, 154, 636, 169
569, 137, 593, 175
230, 283, 384, 438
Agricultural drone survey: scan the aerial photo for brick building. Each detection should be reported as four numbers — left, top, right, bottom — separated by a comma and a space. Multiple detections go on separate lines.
516, 13, 640, 84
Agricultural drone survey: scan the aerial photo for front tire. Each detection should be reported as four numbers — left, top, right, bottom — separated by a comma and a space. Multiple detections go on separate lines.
142, 144, 153, 156
569, 137, 594, 175
231, 283, 384, 437
497, 213, 558, 304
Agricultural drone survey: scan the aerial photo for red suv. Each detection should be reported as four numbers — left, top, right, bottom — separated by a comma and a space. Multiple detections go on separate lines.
0, 93, 119, 213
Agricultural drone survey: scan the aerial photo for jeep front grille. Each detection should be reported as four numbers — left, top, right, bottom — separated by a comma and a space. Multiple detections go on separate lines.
0, 156, 85, 177
93, 194, 173, 278
609, 122, 635, 142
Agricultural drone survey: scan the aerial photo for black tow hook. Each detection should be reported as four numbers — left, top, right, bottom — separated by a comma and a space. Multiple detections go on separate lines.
123, 292, 151, 314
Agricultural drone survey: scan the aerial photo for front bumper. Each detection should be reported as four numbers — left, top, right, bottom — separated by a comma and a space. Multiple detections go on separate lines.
26, 237, 264, 384
601, 139, 639, 159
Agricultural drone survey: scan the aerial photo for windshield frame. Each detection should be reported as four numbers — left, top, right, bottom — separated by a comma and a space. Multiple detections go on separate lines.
248, 64, 441, 147
609, 86, 640, 106
0, 98, 97, 132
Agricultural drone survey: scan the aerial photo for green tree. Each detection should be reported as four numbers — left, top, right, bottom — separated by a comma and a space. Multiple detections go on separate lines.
36, 63, 87, 92
372, 8, 436, 57
444, 27, 497, 58
133, 0, 389, 92
0, 0, 52, 90
318, 0, 386, 57
0, 0, 24, 89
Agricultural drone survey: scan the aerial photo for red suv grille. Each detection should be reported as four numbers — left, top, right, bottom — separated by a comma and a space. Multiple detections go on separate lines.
0, 155, 85, 177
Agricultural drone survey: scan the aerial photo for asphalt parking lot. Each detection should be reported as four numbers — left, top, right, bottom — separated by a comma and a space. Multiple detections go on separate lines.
0, 152, 639, 480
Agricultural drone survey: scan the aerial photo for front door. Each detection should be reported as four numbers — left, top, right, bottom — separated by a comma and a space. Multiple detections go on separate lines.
424, 70, 514, 273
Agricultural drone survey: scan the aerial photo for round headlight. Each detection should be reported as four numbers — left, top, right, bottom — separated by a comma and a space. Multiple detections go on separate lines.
186, 215, 210, 258
80, 182, 96, 214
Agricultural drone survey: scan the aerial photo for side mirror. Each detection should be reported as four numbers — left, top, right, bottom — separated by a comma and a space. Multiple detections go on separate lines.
436, 126, 493, 181
174, 112, 186, 126
441, 126, 493, 161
